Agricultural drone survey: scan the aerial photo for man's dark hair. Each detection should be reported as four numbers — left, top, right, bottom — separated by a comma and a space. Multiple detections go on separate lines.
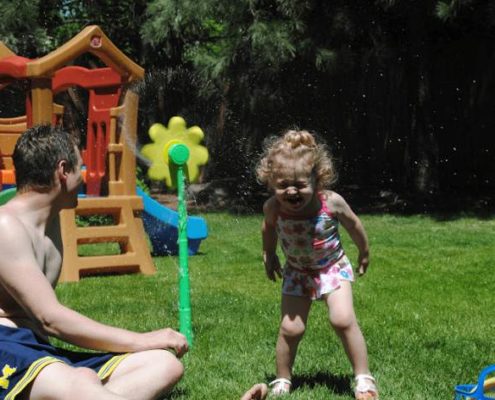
13, 125, 79, 191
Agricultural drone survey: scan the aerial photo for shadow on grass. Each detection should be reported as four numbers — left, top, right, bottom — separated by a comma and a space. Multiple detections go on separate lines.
161, 387, 187, 399
266, 372, 353, 396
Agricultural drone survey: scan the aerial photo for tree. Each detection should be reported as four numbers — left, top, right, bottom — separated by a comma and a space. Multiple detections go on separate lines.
0, 0, 62, 57
1, 1, 493, 205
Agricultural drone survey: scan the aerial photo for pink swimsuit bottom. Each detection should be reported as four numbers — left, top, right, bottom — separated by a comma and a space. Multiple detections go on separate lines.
282, 255, 354, 300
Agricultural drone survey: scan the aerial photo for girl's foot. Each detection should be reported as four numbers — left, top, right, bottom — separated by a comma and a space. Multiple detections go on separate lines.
354, 374, 379, 400
269, 378, 291, 396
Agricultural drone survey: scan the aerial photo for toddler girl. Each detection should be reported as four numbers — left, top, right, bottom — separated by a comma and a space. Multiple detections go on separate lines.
256, 130, 378, 399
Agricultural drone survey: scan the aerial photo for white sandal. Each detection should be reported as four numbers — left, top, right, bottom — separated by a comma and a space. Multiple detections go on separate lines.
269, 378, 291, 396
354, 374, 379, 399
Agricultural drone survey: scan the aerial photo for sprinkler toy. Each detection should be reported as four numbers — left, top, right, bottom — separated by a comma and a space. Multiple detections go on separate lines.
168, 143, 193, 346
140, 116, 209, 257
455, 365, 495, 399
141, 116, 209, 188
142, 116, 210, 347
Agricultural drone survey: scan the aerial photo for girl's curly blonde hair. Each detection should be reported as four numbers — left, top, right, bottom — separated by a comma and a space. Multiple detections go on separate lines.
256, 129, 336, 190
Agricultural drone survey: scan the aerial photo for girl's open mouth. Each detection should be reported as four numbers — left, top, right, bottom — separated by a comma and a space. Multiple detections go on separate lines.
286, 196, 302, 206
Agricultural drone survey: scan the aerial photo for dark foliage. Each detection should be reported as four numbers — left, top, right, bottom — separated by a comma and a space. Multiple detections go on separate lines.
1, 1, 493, 212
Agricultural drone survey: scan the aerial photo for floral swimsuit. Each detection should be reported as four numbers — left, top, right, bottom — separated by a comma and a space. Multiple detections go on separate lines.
277, 193, 354, 300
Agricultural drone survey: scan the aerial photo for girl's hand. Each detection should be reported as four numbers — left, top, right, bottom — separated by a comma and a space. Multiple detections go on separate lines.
357, 251, 370, 276
263, 253, 282, 281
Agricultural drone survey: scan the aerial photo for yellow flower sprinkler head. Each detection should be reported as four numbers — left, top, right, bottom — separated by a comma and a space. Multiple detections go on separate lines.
141, 116, 209, 188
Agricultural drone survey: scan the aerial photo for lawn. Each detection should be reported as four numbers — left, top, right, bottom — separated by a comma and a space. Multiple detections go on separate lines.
55, 212, 495, 399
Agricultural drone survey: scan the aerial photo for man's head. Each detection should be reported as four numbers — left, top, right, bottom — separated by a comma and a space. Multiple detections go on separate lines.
13, 125, 80, 193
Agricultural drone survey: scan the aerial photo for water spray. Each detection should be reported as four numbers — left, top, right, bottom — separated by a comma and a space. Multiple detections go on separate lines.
141, 116, 208, 346
141, 116, 209, 348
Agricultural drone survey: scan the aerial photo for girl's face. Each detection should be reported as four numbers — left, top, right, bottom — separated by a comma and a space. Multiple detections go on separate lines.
271, 161, 317, 215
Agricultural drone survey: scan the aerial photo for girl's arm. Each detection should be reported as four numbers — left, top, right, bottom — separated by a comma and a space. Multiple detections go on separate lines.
328, 192, 370, 275
261, 197, 282, 281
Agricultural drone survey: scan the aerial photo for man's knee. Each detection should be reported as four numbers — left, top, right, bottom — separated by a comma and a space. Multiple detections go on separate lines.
125, 349, 184, 388
152, 350, 184, 384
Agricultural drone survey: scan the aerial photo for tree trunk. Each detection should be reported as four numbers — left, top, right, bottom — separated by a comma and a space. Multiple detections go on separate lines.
404, 3, 439, 196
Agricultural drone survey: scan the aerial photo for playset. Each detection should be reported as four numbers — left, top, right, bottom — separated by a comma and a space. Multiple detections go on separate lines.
0, 26, 207, 282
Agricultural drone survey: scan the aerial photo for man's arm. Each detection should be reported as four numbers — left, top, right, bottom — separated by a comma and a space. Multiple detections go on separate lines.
261, 198, 282, 281
0, 215, 188, 356
329, 192, 370, 276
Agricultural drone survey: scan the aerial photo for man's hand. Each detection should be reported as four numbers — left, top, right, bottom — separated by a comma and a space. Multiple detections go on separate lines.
143, 328, 189, 358
263, 253, 282, 281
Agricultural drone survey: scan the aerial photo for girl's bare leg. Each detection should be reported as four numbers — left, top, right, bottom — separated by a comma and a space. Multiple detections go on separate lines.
275, 294, 312, 379
324, 281, 369, 375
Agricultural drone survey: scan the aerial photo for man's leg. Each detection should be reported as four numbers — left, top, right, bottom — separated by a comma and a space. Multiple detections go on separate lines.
103, 349, 184, 400
21, 362, 127, 400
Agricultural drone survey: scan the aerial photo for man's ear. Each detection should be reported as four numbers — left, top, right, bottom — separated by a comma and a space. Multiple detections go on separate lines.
55, 159, 69, 183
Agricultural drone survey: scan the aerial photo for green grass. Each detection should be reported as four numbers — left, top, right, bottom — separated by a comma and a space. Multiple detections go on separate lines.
55, 213, 495, 399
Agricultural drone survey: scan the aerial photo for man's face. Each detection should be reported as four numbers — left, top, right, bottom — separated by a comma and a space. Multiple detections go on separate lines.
62, 147, 83, 208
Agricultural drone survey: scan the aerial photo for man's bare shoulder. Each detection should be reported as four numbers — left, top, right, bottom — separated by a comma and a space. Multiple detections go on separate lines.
0, 206, 32, 252
0, 206, 23, 230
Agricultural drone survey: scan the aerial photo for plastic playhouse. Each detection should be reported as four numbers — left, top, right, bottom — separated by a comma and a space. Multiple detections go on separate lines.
0, 26, 207, 281
455, 365, 495, 400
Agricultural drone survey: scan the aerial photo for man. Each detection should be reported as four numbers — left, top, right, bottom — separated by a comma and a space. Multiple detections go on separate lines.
0, 125, 188, 400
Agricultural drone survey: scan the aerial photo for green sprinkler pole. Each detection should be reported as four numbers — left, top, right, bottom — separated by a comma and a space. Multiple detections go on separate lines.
168, 144, 193, 346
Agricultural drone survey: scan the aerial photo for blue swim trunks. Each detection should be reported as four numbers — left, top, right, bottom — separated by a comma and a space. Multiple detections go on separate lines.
0, 324, 128, 399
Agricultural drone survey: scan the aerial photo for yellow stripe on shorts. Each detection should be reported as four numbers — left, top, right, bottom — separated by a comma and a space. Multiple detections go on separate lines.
97, 354, 130, 380
5, 356, 63, 400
